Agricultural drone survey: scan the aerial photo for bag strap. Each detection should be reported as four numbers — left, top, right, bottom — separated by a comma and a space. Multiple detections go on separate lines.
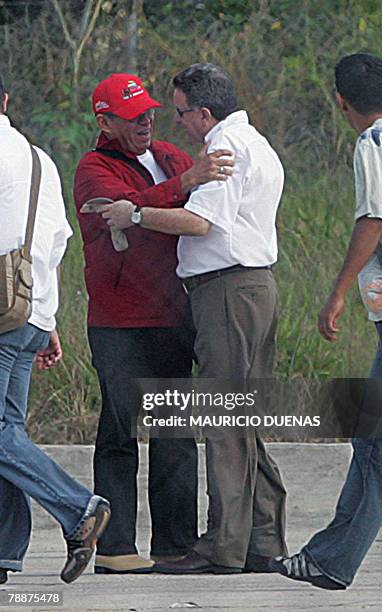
94, 147, 155, 186
24, 145, 42, 259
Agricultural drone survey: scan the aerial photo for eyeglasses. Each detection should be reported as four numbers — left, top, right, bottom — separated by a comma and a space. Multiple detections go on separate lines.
176, 107, 196, 118
128, 108, 156, 123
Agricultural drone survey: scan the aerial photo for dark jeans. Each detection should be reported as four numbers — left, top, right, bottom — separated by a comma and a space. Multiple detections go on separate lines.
88, 325, 198, 556
303, 322, 382, 586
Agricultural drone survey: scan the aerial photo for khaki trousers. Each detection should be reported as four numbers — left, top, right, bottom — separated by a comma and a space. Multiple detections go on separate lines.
189, 268, 288, 567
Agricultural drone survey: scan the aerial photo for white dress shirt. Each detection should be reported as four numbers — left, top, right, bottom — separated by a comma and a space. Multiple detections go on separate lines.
177, 110, 284, 278
0, 114, 72, 331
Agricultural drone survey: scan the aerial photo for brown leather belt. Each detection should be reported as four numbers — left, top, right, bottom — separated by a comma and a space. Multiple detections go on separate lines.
182, 264, 272, 291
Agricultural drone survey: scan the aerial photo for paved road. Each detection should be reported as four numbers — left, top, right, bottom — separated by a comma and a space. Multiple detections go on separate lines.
1, 443, 381, 611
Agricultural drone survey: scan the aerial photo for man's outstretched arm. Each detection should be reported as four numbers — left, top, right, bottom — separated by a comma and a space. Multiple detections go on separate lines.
319, 216, 382, 341
102, 200, 211, 236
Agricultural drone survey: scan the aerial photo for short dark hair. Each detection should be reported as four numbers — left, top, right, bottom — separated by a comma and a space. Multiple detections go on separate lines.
335, 53, 382, 114
173, 63, 239, 121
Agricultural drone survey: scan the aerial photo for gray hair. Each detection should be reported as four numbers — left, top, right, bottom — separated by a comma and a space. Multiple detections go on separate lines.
173, 63, 239, 121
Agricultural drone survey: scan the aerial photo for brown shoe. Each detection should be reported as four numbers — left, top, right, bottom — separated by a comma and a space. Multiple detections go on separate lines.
61, 498, 111, 584
154, 551, 242, 575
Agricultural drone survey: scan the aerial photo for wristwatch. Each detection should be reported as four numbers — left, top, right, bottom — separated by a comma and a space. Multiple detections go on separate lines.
131, 205, 142, 225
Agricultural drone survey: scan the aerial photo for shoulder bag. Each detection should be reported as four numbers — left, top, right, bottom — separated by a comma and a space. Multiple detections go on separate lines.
0, 145, 42, 334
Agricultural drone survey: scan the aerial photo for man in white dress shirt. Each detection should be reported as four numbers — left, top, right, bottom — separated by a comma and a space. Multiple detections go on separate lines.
101, 63, 287, 573
0, 76, 110, 585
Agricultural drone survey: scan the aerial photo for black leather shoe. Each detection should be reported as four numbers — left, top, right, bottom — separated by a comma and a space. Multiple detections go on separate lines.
154, 550, 242, 575
0, 569, 8, 584
243, 554, 273, 573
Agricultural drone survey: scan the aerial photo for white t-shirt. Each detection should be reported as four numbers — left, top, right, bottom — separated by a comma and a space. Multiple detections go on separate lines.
0, 115, 72, 331
137, 149, 168, 184
177, 110, 284, 278
355, 117, 382, 322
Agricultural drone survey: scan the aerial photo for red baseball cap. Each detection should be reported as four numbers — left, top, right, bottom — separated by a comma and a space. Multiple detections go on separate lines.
92, 73, 162, 120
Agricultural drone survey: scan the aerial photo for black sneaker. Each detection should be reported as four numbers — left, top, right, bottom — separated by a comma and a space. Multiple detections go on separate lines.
61, 497, 111, 584
269, 552, 346, 590
0, 569, 7, 584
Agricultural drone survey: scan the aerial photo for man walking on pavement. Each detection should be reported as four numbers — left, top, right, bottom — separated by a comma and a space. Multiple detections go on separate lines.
270, 52, 382, 590
0, 75, 110, 585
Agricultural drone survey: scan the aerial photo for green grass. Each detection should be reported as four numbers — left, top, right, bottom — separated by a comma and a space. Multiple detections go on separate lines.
275, 172, 375, 380
27, 170, 377, 443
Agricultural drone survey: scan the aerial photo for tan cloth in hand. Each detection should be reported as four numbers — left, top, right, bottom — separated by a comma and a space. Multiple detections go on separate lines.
80, 197, 129, 251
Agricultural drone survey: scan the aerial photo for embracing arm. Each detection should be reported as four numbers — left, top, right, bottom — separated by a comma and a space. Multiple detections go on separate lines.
102, 202, 210, 236
74, 147, 233, 209
180, 144, 233, 193
74, 147, 233, 238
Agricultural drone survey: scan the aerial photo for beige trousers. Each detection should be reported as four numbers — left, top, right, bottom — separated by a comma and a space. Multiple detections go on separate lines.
189, 268, 288, 567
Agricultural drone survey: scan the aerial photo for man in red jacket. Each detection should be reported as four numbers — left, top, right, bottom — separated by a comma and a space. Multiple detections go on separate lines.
74, 73, 232, 573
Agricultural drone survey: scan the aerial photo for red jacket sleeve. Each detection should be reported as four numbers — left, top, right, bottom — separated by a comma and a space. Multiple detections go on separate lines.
73, 143, 194, 237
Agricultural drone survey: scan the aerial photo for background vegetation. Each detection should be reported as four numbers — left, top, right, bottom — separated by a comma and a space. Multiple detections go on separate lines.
0, 0, 380, 442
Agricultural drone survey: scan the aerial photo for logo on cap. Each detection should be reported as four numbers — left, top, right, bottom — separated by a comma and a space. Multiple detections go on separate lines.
95, 101, 110, 111
122, 80, 144, 100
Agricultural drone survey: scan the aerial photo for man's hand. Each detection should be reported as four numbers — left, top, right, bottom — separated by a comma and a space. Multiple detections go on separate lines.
195, 145, 234, 183
181, 145, 234, 193
318, 217, 382, 341
102, 200, 135, 230
318, 292, 345, 341
35, 329, 62, 370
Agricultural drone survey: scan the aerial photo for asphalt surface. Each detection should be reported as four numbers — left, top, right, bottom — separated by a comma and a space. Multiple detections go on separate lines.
1, 443, 381, 611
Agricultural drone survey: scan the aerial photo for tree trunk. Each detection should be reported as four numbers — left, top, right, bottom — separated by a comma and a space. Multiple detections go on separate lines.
125, 0, 143, 73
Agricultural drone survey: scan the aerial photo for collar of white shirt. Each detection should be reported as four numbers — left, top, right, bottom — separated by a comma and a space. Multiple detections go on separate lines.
204, 109, 249, 144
